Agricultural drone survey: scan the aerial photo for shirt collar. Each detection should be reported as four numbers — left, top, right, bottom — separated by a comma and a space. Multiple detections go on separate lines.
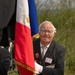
40, 42, 50, 48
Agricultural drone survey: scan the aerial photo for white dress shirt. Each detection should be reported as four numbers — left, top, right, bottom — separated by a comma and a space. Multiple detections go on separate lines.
40, 43, 50, 58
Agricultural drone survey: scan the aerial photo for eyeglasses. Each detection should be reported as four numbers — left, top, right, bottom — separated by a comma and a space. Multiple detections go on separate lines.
40, 30, 54, 34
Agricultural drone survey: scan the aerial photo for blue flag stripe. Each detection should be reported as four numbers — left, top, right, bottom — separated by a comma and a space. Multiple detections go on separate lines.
28, 0, 38, 36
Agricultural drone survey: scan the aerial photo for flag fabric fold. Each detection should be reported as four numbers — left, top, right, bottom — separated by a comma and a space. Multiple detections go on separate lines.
14, 0, 38, 75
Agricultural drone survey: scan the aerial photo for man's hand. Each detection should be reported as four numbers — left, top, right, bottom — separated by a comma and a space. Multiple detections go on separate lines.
35, 62, 43, 74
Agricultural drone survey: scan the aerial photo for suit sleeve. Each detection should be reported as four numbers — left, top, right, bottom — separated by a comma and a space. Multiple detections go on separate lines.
42, 47, 66, 75
0, 48, 10, 75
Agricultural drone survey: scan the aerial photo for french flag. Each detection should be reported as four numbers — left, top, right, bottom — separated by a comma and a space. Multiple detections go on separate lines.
14, 0, 38, 75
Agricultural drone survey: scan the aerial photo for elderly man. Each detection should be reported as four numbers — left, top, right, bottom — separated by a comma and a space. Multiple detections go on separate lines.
33, 21, 66, 75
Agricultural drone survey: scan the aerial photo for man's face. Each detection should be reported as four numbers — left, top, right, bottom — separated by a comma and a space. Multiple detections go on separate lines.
39, 23, 55, 45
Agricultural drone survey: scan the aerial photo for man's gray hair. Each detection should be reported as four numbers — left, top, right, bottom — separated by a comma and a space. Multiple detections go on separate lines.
39, 21, 56, 33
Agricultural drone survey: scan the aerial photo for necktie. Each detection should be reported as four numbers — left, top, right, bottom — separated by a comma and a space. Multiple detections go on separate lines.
41, 46, 45, 59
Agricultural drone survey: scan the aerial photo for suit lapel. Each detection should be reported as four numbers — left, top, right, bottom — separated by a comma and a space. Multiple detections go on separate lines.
34, 39, 42, 64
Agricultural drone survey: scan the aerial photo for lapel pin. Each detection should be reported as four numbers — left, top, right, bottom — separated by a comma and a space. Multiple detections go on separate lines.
35, 53, 39, 58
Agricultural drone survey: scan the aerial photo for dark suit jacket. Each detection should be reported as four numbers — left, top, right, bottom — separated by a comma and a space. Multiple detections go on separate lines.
0, 0, 16, 30
0, 0, 16, 46
33, 38, 66, 75
0, 47, 10, 75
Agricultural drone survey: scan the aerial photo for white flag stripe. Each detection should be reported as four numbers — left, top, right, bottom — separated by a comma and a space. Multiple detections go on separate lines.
16, 0, 30, 28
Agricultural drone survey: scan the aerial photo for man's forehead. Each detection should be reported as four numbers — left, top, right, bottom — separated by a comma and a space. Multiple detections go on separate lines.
41, 24, 54, 29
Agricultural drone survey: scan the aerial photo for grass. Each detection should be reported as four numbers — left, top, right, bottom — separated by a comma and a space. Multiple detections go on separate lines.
8, 71, 18, 75
65, 68, 75, 75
